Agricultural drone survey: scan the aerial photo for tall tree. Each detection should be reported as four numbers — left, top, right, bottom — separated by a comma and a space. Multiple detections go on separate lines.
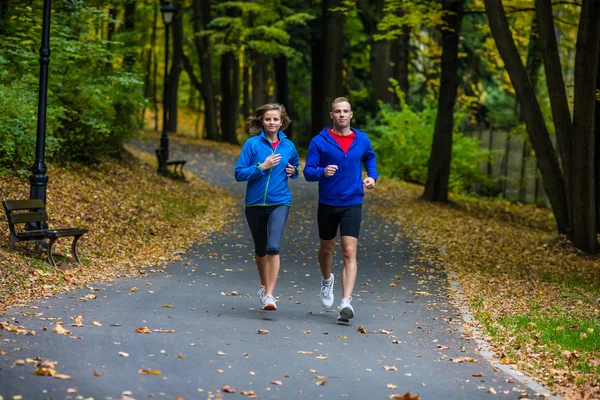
356, 0, 394, 105
319, 0, 344, 130
422, 0, 464, 202
483, 0, 599, 252
391, 23, 411, 102
274, 55, 292, 139
123, 1, 137, 69
182, 0, 219, 140
167, 4, 183, 133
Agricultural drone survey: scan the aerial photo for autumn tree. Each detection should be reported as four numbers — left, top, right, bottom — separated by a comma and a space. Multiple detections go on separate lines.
483, 0, 600, 253
422, 0, 464, 202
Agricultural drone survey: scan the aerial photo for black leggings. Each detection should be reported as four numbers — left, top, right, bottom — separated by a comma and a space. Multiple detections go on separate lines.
245, 205, 290, 257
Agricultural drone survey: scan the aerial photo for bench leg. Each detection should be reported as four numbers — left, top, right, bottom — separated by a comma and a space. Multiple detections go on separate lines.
9, 235, 17, 251
71, 235, 83, 264
47, 237, 58, 270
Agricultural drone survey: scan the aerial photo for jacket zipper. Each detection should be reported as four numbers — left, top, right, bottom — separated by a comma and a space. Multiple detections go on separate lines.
262, 140, 279, 205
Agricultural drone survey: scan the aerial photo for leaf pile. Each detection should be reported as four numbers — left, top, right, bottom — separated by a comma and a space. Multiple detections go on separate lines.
0, 150, 237, 308
369, 179, 600, 399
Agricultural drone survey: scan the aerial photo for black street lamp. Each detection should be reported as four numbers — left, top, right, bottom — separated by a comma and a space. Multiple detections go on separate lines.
29, 0, 52, 229
158, 0, 176, 175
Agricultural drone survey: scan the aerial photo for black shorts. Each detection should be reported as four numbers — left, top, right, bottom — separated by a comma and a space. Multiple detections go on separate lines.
317, 203, 362, 240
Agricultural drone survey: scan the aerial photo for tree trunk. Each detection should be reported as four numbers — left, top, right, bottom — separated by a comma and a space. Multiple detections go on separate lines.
422, 0, 464, 202
392, 24, 411, 103
243, 49, 251, 118
123, 1, 136, 69
142, 1, 158, 127
251, 51, 268, 111
221, 51, 239, 144
570, 0, 600, 252
167, 8, 183, 133
596, 43, 600, 234
311, 3, 324, 136
484, 0, 568, 234
274, 55, 292, 139
189, 0, 219, 140
0, 0, 9, 34
357, 0, 394, 105
321, 0, 345, 128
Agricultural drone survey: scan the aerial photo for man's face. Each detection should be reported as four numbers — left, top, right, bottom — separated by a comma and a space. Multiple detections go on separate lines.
330, 101, 353, 129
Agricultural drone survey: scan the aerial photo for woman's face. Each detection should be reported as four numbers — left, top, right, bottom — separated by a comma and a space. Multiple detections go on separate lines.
262, 110, 282, 136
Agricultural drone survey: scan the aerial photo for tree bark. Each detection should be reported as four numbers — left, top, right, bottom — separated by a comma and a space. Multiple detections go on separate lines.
596, 43, 600, 234
570, 0, 600, 252
243, 49, 251, 118
274, 55, 292, 140
251, 50, 268, 111
356, 0, 394, 105
484, 0, 568, 234
422, 0, 464, 202
0, 0, 9, 35
191, 0, 219, 140
167, 7, 183, 133
221, 51, 240, 144
321, 0, 345, 128
392, 24, 411, 103
142, 1, 158, 126
311, 1, 324, 136
123, 1, 136, 69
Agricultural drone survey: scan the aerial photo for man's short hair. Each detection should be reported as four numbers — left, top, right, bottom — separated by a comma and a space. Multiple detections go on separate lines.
331, 97, 351, 110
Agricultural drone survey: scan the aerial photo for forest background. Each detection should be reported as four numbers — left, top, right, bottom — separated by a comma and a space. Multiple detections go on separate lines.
0, 0, 599, 397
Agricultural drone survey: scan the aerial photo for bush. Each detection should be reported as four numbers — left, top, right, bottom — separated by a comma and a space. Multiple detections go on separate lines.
0, 78, 63, 172
368, 102, 494, 194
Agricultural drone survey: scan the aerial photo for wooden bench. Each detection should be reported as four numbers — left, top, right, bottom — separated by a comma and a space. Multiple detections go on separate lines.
2, 199, 88, 269
155, 148, 186, 179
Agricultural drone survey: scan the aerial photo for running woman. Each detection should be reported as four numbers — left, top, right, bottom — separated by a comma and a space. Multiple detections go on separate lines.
234, 103, 300, 311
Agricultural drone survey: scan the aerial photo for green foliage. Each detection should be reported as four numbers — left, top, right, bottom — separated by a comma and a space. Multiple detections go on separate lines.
368, 95, 493, 194
0, 78, 63, 172
0, 3, 145, 169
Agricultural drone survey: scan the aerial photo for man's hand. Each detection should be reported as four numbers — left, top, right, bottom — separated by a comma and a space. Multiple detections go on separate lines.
363, 177, 376, 189
260, 154, 282, 171
324, 165, 338, 177
286, 163, 296, 177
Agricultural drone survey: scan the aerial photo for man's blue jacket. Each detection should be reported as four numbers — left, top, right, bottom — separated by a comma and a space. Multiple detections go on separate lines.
234, 130, 300, 206
303, 127, 378, 206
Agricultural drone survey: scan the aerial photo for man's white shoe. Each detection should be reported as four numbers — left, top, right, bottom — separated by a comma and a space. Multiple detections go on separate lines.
257, 285, 266, 306
320, 274, 335, 309
337, 297, 354, 323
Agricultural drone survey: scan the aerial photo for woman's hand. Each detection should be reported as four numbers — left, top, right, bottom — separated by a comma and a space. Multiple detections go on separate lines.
260, 154, 282, 171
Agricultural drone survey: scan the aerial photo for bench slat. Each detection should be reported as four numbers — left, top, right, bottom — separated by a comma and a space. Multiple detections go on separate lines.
15, 230, 49, 239
3, 199, 45, 212
46, 228, 88, 237
8, 211, 48, 224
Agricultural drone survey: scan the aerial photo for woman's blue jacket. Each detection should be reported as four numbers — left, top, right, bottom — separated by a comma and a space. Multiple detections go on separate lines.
234, 130, 300, 206
303, 127, 378, 206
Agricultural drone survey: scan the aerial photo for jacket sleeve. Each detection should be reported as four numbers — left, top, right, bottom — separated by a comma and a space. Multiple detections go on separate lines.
288, 143, 301, 180
234, 141, 265, 182
303, 139, 324, 182
362, 136, 379, 181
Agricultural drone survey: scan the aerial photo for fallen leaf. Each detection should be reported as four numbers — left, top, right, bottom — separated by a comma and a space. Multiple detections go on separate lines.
53, 324, 71, 335
221, 385, 236, 393
135, 326, 151, 334
316, 355, 328, 360
451, 357, 478, 363
315, 380, 327, 386
357, 326, 368, 334
390, 393, 420, 400
383, 366, 398, 371
138, 369, 162, 375
92, 321, 102, 327
298, 351, 314, 355
54, 373, 72, 380
71, 315, 84, 327
119, 352, 129, 357
257, 329, 269, 334
387, 384, 399, 389
178, 353, 184, 359
93, 370, 104, 377
162, 304, 175, 308
217, 351, 226, 356
270, 380, 283, 385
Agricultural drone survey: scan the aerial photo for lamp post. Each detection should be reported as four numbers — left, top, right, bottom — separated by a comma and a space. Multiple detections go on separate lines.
29, 0, 52, 229
158, 0, 176, 175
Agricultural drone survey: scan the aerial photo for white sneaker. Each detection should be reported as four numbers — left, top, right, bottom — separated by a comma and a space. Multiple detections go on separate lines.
262, 294, 277, 311
320, 274, 335, 309
257, 285, 266, 306
337, 297, 354, 323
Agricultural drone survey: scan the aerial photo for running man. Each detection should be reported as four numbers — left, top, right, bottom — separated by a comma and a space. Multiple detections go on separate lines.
303, 97, 378, 323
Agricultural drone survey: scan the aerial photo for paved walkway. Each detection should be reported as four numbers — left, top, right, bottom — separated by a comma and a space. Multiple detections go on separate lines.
0, 137, 547, 399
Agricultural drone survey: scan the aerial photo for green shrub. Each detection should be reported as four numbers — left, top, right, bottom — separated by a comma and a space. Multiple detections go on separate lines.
0, 78, 63, 172
368, 102, 494, 194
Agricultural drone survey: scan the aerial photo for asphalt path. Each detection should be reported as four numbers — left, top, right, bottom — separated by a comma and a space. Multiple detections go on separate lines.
0, 136, 546, 399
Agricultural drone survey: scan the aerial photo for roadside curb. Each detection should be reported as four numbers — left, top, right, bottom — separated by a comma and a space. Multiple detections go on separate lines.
447, 272, 562, 400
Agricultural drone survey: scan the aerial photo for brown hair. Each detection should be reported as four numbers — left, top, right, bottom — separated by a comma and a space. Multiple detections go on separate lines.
331, 96, 351, 110
246, 103, 291, 135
